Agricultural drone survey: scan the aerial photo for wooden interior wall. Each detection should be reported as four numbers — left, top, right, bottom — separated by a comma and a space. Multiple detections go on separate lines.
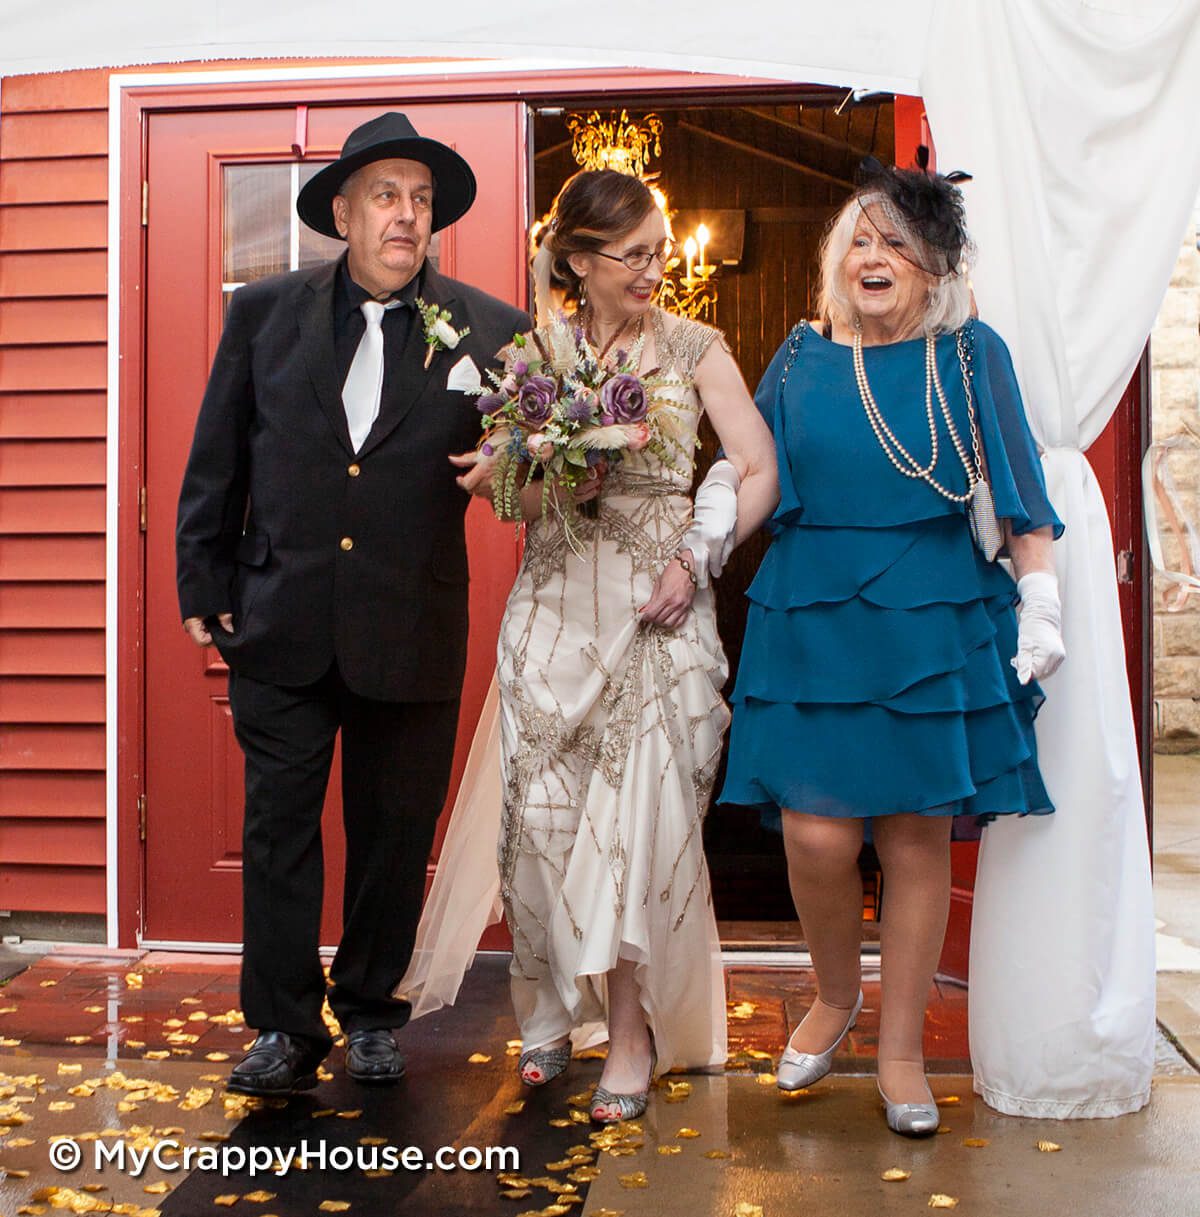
0, 70, 111, 916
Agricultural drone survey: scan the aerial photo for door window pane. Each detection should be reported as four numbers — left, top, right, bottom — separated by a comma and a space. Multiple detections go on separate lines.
223, 162, 440, 317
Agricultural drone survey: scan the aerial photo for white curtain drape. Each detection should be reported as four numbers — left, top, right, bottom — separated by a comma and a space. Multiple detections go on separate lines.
922, 0, 1200, 1117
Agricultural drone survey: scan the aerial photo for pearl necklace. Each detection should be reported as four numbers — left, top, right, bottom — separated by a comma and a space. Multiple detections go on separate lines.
851, 330, 985, 504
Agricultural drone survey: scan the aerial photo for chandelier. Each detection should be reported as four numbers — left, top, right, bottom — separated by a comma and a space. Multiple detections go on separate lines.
566, 109, 663, 177
558, 111, 718, 323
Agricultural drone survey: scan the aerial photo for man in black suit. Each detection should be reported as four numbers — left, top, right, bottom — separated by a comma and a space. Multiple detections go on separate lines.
176, 113, 528, 1095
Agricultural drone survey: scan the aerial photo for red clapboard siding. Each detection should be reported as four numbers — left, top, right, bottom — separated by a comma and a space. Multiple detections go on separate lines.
0, 536, 105, 579
0, 207, 108, 253
0, 440, 106, 485
0, 583, 105, 628
0, 630, 105, 675
0, 70, 111, 112
0, 771, 105, 817
0, 819, 106, 866
0, 723, 105, 769
0, 70, 112, 925
0, 159, 108, 206
0, 111, 109, 160
0, 254, 107, 300
0, 393, 107, 438
0, 299, 108, 343
0, 865, 105, 913
0, 345, 107, 390
0, 487, 106, 533
0, 676, 105, 722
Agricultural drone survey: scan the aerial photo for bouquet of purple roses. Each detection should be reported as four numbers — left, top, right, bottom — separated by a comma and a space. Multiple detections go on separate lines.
473, 315, 676, 532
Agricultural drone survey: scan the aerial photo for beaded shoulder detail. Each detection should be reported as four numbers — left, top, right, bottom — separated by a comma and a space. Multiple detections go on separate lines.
651, 310, 724, 382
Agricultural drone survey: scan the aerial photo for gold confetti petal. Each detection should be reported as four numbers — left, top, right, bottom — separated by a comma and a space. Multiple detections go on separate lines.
205, 1053, 230, 1063
499, 1189, 532, 1200
702, 1149, 730, 1160
335, 1110, 361, 1120
935, 1095, 961, 1106
318, 1204, 351, 1213
656, 1145, 682, 1156
1036, 1140, 1062, 1153
4, 1168, 31, 1179
243, 1192, 276, 1203
675, 1128, 700, 1138
47, 1101, 76, 1113
504, 1100, 526, 1115
548, 1118, 572, 1128
58, 1064, 84, 1075
359, 1137, 388, 1146
755, 1073, 776, 1086
467, 1053, 491, 1064
734, 1205, 763, 1217
214, 1198, 240, 1208
618, 1172, 649, 1188
124, 973, 144, 989
882, 1168, 912, 1181
143, 1183, 170, 1195
962, 1137, 990, 1148
930, 1196, 959, 1208
591, 1211, 626, 1217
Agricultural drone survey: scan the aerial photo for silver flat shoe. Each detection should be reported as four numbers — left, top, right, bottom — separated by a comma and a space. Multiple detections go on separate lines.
777, 990, 864, 1092
877, 1078, 940, 1137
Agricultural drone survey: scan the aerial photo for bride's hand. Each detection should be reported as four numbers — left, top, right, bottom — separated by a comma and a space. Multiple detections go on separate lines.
450, 449, 494, 498
639, 550, 697, 630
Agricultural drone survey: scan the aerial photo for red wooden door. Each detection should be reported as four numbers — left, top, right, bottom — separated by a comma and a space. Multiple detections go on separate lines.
143, 101, 525, 944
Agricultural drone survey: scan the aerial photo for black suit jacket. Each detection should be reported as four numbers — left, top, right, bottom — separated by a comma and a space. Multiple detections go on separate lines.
176, 258, 529, 701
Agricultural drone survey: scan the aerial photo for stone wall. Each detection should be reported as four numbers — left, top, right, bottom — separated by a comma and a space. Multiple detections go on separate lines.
1150, 198, 1200, 752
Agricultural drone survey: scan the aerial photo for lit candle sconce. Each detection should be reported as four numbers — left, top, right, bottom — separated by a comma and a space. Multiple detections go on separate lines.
670, 221, 719, 322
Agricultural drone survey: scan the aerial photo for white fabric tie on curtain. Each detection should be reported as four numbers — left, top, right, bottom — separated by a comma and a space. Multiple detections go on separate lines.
923, 0, 1200, 1118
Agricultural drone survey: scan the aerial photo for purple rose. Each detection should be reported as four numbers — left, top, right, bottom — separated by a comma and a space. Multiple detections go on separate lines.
517, 375, 557, 424
476, 392, 505, 415
600, 373, 647, 423
511, 359, 529, 377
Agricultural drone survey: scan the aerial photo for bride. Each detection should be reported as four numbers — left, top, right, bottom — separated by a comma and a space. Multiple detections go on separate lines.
403, 168, 777, 1123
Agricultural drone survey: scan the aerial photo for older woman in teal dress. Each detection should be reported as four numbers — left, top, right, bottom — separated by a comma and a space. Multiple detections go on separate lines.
721, 160, 1065, 1137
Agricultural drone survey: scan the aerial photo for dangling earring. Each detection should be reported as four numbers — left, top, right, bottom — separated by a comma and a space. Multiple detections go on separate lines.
852, 311, 862, 332
579, 278, 588, 311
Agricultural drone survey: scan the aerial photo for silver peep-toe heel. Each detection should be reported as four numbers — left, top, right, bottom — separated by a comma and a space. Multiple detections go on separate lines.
776, 990, 864, 1091
876, 1078, 940, 1137
518, 1042, 571, 1086
590, 1047, 656, 1124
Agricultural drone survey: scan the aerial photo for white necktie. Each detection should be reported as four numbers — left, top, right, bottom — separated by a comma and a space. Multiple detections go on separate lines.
342, 299, 399, 453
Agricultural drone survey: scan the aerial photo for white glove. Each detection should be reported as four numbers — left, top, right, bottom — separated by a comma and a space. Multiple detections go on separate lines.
1012, 570, 1066, 685
681, 459, 741, 588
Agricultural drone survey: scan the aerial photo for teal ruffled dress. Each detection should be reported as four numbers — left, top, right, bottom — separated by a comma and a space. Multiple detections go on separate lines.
720, 320, 1063, 824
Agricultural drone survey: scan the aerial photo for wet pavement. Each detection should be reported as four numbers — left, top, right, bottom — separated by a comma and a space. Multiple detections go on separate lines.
1, 949, 1197, 1216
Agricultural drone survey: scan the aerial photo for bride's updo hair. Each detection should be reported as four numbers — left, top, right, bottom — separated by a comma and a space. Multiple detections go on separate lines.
535, 169, 657, 309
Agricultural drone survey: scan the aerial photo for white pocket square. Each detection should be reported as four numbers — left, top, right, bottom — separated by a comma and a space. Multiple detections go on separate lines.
446, 354, 483, 393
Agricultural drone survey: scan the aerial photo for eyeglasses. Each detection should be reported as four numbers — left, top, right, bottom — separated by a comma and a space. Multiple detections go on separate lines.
593, 239, 677, 272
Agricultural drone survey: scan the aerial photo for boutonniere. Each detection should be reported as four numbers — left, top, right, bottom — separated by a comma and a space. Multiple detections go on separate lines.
416, 298, 470, 370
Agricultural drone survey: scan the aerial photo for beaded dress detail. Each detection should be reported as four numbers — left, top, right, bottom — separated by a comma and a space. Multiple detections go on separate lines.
497, 308, 729, 1072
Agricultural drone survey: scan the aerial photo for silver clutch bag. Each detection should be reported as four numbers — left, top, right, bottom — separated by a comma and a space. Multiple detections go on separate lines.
968, 478, 1003, 562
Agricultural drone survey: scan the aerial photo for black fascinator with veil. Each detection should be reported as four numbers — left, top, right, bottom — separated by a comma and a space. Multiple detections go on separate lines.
853, 148, 973, 278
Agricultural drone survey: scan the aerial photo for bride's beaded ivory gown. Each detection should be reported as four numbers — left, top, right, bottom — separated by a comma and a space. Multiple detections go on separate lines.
497, 309, 729, 1072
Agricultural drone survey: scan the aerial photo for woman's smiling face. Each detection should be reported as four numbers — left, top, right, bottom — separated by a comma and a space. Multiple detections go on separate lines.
841, 204, 934, 336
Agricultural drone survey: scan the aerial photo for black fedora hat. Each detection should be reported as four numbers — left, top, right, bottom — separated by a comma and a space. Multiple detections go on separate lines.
296, 112, 477, 239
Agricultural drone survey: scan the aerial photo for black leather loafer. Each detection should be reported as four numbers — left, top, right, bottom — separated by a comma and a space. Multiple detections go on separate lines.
345, 1028, 406, 1084
227, 1031, 327, 1096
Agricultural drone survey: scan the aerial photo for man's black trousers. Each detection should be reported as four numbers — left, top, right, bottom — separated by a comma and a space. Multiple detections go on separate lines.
228, 663, 460, 1049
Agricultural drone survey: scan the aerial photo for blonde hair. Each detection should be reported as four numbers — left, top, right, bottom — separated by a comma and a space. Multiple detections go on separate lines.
817, 196, 972, 336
